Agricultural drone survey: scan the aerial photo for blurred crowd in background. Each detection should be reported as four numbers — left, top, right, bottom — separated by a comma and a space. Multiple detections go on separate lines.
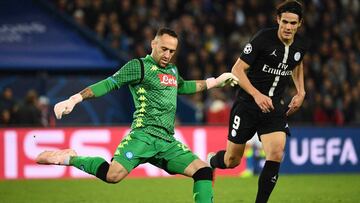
0, 87, 52, 127
1, 0, 360, 126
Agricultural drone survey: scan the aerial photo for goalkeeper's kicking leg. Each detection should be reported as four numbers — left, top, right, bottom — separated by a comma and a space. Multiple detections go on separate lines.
36, 150, 214, 203
36, 139, 214, 203
36, 149, 129, 183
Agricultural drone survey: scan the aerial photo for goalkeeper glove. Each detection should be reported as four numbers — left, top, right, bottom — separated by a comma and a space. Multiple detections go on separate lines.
206, 73, 239, 89
54, 93, 83, 119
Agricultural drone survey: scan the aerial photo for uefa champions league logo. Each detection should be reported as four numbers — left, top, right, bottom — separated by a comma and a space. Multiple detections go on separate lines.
243, 43, 252, 54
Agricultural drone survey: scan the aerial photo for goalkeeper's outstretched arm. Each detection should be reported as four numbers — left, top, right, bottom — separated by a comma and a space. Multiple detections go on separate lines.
177, 73, 239, 94
54, 77, 117, 119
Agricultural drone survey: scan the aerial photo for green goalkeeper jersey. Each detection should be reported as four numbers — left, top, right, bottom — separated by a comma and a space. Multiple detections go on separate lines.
102, 55, 196, 141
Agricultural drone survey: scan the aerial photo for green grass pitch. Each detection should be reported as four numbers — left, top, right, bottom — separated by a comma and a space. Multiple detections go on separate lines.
0, 174, 359, 203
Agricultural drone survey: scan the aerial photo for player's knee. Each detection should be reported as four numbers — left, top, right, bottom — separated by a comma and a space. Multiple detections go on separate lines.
106, 168, 127, 184
267, 149, 284, 162
106, 173, 123, 184
95, 162, 125, 184
225, 155, 241, 168
192, 167, 213, 181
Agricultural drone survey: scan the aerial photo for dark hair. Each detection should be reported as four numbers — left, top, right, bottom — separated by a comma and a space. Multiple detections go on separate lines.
156, 27, 178, 38
277, 0, 303, 20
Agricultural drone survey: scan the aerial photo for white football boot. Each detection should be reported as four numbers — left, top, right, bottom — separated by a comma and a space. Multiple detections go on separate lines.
36, 149, 77, 165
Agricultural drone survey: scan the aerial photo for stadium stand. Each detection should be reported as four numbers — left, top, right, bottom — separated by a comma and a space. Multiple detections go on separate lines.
0, 0, 359, 126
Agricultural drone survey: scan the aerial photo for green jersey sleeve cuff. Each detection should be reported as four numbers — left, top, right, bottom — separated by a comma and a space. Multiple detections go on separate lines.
178, 80, 197, 94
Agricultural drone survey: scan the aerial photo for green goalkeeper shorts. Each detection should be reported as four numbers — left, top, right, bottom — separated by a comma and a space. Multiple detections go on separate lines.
113, 129, 198, 174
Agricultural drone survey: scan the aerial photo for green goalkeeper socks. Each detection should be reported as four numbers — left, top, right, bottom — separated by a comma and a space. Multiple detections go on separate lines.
70, 156, 107, 176
193, 180, 214, 203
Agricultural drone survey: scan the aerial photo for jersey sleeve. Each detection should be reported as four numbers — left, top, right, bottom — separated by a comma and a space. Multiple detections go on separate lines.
177, 76, 197, 94
177, 74, 185, 87
110, 59, 142, 87
240, 30, 265, 66
89, 77, 118, 97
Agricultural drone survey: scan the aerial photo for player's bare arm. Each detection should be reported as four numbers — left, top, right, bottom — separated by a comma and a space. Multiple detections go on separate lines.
79, 87, 95, 100
287, 61, 306, 116
232, 58, 274, 113
291, 61, 306, 97
194, 80, 207, 92
185, 73, 239, 93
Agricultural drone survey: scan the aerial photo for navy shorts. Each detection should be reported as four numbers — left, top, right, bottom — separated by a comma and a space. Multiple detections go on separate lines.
227, 99, 290, 144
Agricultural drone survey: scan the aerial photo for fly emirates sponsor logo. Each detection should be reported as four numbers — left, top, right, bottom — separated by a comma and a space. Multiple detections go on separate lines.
262, 63, 292, 76
158, 74, 177, 87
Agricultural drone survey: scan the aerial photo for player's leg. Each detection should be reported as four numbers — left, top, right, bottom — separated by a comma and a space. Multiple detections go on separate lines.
36, 149, 129, 183
209, 141, 246, 169
36, 149, 119, 181
255, 131, 286, 203
153, 140, 213, 203
184, 159, 214, 203
70, 155, 129, 183
36, 131, 152, 183
209, 100, 256, 169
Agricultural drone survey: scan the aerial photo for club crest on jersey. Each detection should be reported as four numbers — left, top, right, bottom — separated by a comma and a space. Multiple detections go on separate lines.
294, 52, 301, 61
158, 74, 177, 87
125, 151, 133, 159
243, 43, 252, 54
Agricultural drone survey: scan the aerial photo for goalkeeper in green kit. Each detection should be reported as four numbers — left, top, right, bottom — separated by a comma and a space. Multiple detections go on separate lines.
36, 28, 238, 203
